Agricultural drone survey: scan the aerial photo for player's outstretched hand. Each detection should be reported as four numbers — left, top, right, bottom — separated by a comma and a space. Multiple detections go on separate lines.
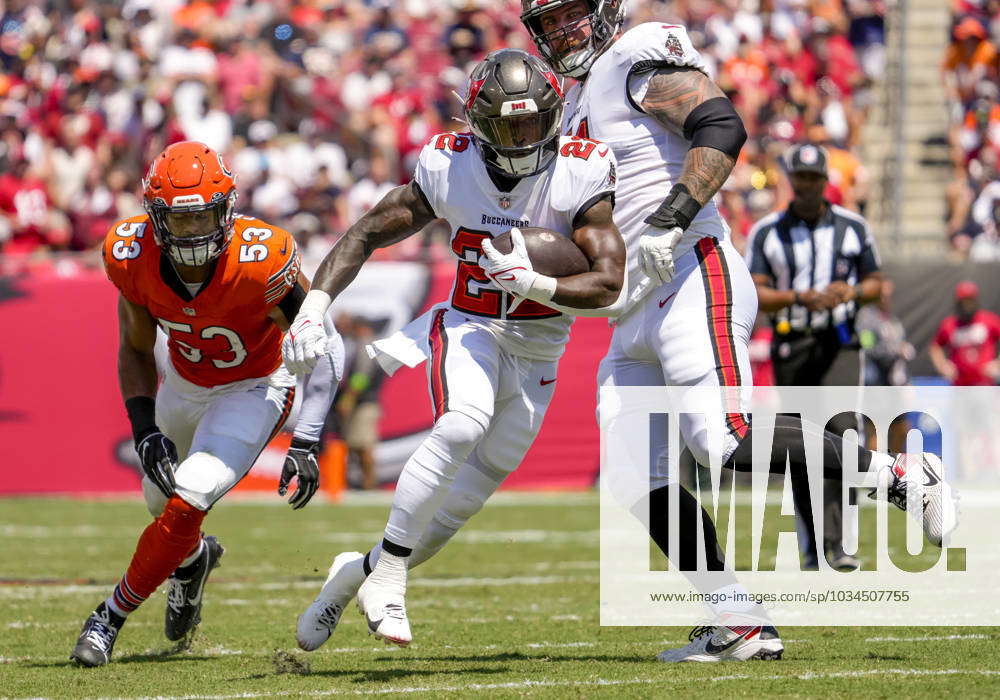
279, 438, 320, 509
283, 314, 328, 375
479, 227, 538, 298
639, 226, 684, 284
136, 430, 177, 499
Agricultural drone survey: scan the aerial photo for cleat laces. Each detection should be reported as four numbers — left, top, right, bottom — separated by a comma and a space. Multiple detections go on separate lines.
166, 578, 187, 615
85, 610, 117, 651
384, 602, 407, 620
687, 625, 716, 642
316, 602, 343, 628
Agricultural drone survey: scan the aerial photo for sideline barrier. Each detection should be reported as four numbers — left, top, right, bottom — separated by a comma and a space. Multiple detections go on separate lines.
0, 263, 608, 494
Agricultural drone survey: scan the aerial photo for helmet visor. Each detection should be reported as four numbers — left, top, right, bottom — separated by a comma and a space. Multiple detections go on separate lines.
470, 108, 561, 151
146, 194, 235, 267
165, 207, 222, 239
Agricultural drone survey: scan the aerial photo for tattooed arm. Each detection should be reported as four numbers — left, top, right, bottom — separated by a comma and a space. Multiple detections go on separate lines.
283, 181, 436, 375
638, 66, 744, 206
632, 66, 747, 285
310, 181, 436, 299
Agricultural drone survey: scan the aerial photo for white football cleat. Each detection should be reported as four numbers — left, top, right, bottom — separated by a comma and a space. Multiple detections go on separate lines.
356, 552, 412, 647
657, 624, 784, 663
297, 551, 366, 651
870, 452, 959, 546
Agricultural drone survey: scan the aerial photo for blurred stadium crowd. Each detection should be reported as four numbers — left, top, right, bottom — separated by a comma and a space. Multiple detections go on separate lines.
945, 0, 1000, 259
0, 0, 886, 267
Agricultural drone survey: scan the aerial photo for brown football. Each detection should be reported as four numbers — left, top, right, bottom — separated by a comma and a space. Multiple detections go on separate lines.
490, 227, 589, 278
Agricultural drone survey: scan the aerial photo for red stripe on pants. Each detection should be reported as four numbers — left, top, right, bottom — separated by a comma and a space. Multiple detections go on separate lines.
696, 237, 749, 440
266, 386, 296, 444
428, 309, 449, 419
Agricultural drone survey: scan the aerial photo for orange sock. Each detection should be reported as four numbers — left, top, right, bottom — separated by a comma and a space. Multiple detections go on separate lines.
110, 496, 205, 614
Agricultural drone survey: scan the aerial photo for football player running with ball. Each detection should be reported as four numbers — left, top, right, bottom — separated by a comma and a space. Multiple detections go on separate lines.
519, 0, 958, 662
70, 142, 343, 667
284, 49, 625, 648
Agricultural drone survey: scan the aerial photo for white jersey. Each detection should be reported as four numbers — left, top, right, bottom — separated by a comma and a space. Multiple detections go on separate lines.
562, 22, 729, 304
413, 132, 617, 361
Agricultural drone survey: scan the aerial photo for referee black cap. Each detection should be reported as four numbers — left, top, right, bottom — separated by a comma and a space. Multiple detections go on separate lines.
785, 143, 828, 176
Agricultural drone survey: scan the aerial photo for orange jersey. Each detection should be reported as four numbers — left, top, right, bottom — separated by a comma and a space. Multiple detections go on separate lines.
102, 214, 301, 388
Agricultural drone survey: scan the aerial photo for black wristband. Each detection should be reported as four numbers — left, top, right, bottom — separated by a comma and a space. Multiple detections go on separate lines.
124, 396, 157, 444
643, 183, 703, 231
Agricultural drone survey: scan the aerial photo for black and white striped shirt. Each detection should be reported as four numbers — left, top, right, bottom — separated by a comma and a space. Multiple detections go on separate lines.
745, 204, 881, 332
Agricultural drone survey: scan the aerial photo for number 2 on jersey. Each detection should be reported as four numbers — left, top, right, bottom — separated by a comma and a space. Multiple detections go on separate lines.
451, 228, 558, 320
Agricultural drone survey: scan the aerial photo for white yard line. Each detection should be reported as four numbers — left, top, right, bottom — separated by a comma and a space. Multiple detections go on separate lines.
13, 669, 1000, 700
0, 573, 597, 600
0, 640, 678, 666
316, 530, 598, 545
865, 634, 992, 642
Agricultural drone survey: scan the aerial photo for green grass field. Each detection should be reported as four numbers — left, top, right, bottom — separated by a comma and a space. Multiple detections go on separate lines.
2, 494, 998, 699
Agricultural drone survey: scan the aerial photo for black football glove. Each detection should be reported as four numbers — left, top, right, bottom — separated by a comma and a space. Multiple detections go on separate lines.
135, 429, 178, 499
279, 438, 320, 509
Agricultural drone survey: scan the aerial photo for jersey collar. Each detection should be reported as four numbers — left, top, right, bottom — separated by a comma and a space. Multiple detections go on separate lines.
159, 252, 222, 303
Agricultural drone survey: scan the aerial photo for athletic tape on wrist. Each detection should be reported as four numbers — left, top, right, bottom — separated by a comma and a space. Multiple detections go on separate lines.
524, 274, 557, 304
299, 289, 332, 319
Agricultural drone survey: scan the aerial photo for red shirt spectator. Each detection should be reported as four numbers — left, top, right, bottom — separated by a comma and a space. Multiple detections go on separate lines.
0, 164, 56, 254
931, 282, 1000, 385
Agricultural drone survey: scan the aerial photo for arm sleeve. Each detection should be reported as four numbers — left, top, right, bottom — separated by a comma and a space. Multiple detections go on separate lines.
413, 140, 444, 216
102, 222, 146, 305
624, 24, 712, 109
744, 224, 774, 279
264, 230, 302, 309
568, 143, 618, 225
856, 220, 881, 276
291, 315, 345, 443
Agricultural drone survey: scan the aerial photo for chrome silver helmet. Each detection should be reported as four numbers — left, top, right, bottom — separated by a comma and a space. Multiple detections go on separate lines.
464, 48, 565, 178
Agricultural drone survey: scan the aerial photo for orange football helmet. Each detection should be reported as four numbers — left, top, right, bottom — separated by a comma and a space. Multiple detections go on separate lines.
143, 141, 238, 266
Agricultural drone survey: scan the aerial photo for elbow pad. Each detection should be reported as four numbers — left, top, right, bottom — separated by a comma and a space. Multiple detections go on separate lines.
683, 97, 747, 159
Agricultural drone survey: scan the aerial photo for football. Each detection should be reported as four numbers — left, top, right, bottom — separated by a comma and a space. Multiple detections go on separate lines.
491, 227, 590, 278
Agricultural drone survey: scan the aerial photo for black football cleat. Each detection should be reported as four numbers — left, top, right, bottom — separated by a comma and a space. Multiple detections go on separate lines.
164, 535, 224, 641
71, 602, 124, 667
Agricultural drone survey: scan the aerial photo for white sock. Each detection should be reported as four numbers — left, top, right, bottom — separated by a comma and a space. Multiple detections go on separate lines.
105, 597, 129, 618
368, 550, 408, 592
707, 583, 758, 617
383, 412, 484, 549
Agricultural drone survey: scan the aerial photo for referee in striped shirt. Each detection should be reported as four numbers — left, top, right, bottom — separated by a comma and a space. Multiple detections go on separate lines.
746, 143, 883, 570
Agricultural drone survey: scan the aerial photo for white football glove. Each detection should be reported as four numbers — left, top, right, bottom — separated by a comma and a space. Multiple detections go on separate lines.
639, 226, 684, 285
283, 313, 328, 376
479, 228, 538, 298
